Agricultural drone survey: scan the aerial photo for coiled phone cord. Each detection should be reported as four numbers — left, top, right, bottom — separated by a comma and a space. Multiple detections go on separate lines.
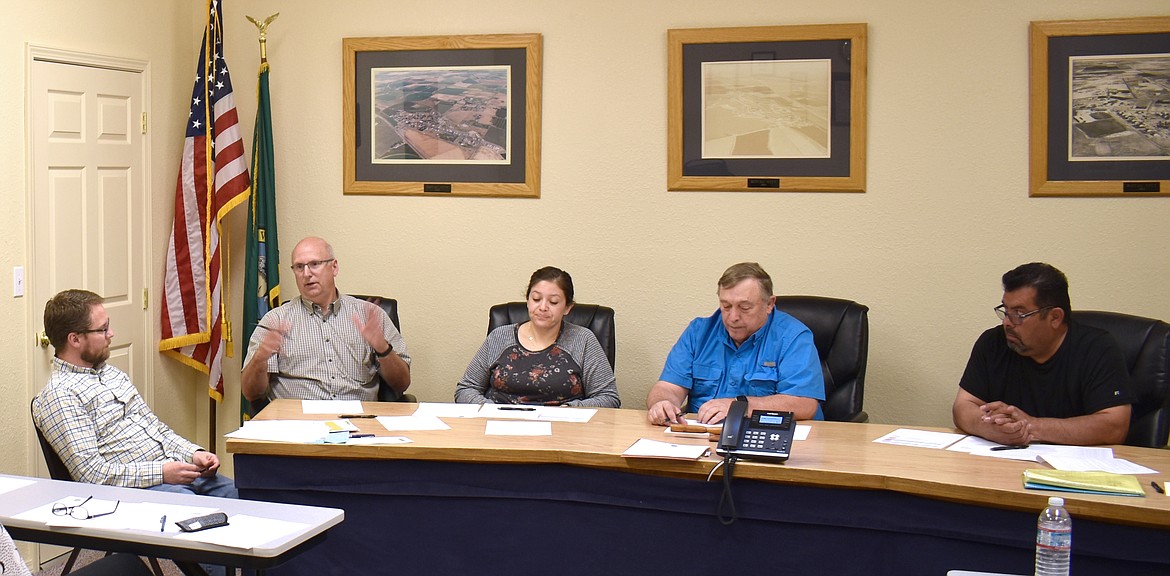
715, 455, 739, 525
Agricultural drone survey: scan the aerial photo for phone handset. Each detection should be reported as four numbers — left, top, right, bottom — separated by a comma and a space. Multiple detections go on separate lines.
718, 397, 750, 454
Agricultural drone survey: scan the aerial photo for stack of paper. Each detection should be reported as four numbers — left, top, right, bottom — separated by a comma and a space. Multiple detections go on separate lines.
1023, 469, 1146, 497
621, 438, 710, 460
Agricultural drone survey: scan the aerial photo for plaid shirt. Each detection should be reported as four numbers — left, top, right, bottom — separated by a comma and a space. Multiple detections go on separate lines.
243, 293, 411, 401
32, 357, 202, 488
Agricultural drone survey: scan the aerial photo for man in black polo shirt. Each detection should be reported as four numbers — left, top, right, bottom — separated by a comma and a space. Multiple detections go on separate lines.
953, 262, 1134, 446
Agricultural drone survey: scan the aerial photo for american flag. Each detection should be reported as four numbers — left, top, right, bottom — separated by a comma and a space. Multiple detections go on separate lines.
159, 0, 250, 400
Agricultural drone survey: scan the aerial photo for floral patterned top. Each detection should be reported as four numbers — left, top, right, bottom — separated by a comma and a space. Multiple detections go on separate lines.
455, 322, 620, 408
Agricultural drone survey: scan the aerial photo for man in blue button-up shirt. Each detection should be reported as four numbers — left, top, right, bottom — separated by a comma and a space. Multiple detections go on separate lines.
647, 263, 825, 425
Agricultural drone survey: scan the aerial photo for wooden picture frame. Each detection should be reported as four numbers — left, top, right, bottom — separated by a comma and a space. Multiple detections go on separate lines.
343, 33, 542, 198
667, 24, 867, 193
1029, 17, 1170, 197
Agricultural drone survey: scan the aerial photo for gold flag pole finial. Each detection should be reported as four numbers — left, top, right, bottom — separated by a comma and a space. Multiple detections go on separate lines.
246, 13, 279, 63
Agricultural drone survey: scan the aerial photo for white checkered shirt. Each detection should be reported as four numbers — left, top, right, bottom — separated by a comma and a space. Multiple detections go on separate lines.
243, 293, 411, 401
32, 357, 202, 488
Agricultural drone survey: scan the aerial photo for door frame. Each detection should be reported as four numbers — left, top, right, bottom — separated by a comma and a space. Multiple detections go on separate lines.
24, 44, 153, 568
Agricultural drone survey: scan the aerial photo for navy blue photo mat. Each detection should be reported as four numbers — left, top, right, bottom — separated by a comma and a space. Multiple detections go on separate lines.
1046, 32, 1170, 182
353, 47, 528, 185
681, 39, 853, 178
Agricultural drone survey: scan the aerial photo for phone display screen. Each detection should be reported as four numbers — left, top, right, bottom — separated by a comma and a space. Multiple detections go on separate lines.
752, 412, 790, 428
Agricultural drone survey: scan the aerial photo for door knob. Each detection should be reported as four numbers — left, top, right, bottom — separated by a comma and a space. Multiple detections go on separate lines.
37, 332, 51, 348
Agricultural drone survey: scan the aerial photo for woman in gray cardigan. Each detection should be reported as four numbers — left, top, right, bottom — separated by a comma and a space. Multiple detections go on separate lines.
455, 266, 620, 408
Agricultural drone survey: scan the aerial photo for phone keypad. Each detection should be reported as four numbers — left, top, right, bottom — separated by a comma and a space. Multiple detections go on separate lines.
743, 430, 789, 452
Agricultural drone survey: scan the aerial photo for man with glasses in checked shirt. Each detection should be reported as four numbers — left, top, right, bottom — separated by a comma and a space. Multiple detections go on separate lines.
32, 289, 237, 497
953, 262, 1133, 446
242, 236, 411, 404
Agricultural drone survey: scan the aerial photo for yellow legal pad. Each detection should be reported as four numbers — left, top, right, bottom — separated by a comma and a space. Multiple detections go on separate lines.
1023, 469, 1146, 497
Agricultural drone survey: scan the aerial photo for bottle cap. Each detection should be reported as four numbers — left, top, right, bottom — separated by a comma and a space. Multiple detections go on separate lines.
1048, 496, 1064, 506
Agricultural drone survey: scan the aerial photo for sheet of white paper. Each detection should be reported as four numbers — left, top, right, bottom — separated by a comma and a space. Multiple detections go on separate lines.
872, 428, 966, 449
794, 424, 812, 441
970, 444, 1115, 462
1038, 454, 1158, 474
346, 436, 413, 445
622, 438, 710, 459
477, 404, 539, 420
375, 415, 451, 431
0, 477, 35, 495
301, 400, 363, 414
946, 435, 1001, 453
224, 420, 332, 443
16, 500, 217, 533
533, 406, 597, 423
484, 420, 552, 436
136, 502, 222, 534
412, 402, 482, 418
172, 514, 310, 549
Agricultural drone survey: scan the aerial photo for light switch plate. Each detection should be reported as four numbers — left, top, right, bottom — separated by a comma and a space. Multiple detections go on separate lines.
13, 266, 23, 297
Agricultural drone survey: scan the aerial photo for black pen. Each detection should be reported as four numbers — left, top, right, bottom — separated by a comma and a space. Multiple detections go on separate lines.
339, 414, 376, 419
160, 515, 167, 532
990, 445, 1029, 451
1153, 481, 1166, 495
498, 406, 535, 411
349, 433, 374, 438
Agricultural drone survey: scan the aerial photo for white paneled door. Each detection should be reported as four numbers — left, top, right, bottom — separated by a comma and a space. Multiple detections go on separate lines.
28, 49, 149, 568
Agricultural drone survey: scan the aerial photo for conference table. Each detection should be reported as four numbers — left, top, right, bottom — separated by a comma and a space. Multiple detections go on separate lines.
0, 473, 343, 574
228, 400, 1170, 576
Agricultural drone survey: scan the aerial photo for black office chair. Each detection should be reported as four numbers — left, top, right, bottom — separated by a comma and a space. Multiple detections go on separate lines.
774, 296, 870, 423
351, 295, 415, 403
31, 400, 166, 576
1075, 310, 1170, 448
487, 302, 616, 370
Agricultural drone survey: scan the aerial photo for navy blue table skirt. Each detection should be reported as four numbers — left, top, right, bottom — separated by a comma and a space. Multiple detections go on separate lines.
235, 454, 1169, 576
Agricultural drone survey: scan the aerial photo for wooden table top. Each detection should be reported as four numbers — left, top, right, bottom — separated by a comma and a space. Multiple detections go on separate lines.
226, 400, 1170, 529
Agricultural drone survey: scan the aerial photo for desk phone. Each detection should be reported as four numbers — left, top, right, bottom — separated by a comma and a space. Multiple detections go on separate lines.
715, 399, 796, 463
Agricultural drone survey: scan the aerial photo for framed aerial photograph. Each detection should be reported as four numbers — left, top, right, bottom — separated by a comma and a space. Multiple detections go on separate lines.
1029, 17, 1170, 197
667, 24, 867, 193
343, 33, 542, 198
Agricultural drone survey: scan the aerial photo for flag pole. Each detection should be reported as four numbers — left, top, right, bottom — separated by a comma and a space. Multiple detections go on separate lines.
247, 13, 279, 64
241, 12, 281, 428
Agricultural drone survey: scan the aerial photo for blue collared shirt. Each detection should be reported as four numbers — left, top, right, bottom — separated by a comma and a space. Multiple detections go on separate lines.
659, 309, 825, 419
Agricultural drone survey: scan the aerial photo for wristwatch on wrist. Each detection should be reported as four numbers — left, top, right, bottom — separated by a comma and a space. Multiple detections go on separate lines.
374, 343, 393, 358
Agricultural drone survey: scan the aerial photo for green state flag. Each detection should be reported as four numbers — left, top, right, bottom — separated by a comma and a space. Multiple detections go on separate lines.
242, 61, 280, 422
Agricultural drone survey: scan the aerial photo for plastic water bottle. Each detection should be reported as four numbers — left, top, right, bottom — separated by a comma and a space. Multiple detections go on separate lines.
1035, 496, 1072, 576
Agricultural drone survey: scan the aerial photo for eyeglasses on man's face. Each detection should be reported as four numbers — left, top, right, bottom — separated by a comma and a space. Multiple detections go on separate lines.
77, 322, 111, 336
290, 258, 335, 274
994, 304, 1054, 326
52, 496, 120, 520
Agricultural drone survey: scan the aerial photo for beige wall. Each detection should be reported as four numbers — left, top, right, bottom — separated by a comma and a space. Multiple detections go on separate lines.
3, 0, 1169, 489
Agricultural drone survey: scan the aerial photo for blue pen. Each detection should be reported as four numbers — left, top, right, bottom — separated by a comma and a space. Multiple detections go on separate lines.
160, 515, 166, 532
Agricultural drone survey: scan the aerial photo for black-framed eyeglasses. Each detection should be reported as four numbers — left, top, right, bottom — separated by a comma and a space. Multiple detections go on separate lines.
52, 497, 120, 520
290, 258, 335, 274
994, 304, 1054, 326
77, 322, 111, 336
